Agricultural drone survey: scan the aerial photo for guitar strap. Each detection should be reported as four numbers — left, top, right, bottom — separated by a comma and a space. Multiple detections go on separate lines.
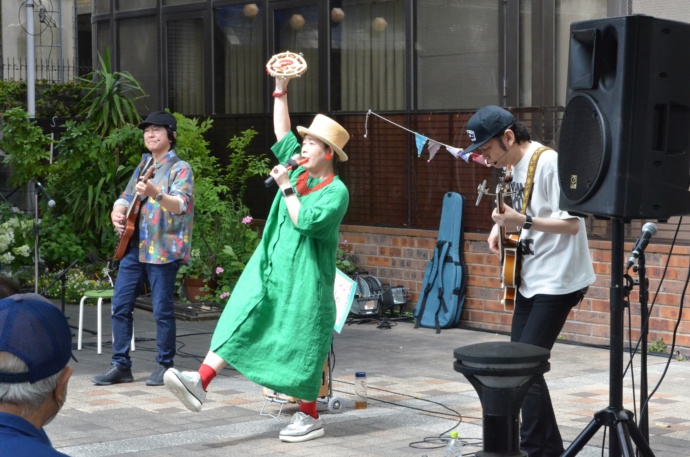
520, 145, 551, 215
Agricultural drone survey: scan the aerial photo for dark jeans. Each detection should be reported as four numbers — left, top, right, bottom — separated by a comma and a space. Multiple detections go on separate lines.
511, 289, 584, 457
111, 245, 180, 369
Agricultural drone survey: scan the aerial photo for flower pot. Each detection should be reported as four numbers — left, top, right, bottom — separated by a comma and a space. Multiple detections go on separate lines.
183, 277, 213, 302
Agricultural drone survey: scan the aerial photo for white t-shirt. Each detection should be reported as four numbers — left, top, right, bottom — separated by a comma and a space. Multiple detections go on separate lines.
508, 142, 596, 298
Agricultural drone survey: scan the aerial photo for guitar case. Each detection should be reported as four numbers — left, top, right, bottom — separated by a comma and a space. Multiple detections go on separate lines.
414, 192, 467, 333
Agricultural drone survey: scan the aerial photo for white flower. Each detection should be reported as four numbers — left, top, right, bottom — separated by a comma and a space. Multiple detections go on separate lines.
13, 245, 31, 257
0, 252, 15, 264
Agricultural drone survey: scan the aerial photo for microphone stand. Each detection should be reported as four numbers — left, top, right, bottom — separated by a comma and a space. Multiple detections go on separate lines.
32, 182, 40, 293
635, 251, 650, 443
41, 259, 79, 315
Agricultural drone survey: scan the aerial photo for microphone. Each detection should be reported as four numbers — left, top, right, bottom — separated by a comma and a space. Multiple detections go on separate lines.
35, 181, 56, 207
626, 222, 658, 270
264, 156, 308, 187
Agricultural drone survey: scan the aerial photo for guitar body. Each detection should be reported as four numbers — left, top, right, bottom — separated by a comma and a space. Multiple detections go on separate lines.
113, 159, 155, 260
496, 168, 522, 311
500, 236, 520, 310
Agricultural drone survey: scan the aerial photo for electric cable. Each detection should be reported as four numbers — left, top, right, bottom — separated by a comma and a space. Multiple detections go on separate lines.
334, 379, 482, 452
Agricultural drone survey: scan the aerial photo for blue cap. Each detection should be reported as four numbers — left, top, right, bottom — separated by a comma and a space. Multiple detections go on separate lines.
0, 298, 73, 383
355, 372, 366, 377
464, 106, 515, 154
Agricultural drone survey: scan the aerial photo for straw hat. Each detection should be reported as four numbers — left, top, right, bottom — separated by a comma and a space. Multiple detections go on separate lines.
297, 114, 350, 162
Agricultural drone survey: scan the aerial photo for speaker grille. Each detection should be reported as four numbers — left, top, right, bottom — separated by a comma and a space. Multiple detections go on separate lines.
558, 95, 607, 204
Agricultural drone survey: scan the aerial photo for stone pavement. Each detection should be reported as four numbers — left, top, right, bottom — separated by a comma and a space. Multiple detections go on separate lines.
48, 302, 690, 456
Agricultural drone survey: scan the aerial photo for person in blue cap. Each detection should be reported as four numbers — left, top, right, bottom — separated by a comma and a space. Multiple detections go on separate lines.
92, 111, 194, 387
0, 295, 74, 456
465, 106, 596, 457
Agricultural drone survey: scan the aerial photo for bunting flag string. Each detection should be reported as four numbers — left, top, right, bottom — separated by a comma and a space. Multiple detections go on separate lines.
364, 109, 489, 166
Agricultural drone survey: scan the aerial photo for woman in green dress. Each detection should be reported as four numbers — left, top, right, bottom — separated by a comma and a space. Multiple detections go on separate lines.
164, 75, 350, 444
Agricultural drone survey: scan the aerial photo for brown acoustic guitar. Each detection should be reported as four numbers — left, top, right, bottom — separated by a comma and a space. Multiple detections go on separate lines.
113, 158, 155, 260
496, 166, 520, 311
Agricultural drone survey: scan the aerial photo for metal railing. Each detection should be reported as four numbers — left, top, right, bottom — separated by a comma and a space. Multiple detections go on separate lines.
1, 57, 91, 82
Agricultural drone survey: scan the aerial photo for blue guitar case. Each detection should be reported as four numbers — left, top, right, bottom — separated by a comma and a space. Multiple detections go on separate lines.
414, 192, 467, 333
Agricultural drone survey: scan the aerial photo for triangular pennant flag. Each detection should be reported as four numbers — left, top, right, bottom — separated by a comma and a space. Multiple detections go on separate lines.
458, 149, 474, 163
446, 146, 463, 159
427, 140, 442, 162
471, 152, 490, 167
415, 133, 428, 157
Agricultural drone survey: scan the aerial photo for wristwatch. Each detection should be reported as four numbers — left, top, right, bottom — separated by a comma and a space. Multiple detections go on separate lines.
282, 187, 296, 198
523, 214, 533, 230
155, 191, 164, 202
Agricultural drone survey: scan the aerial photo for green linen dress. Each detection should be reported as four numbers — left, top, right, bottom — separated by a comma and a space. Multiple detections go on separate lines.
210, 132, 349, 400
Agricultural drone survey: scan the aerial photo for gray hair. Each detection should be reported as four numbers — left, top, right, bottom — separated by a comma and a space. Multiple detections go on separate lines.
0, 352, 61, 415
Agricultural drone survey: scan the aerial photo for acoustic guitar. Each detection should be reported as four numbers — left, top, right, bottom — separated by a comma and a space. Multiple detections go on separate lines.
113, 158, 155, 260
496, 166, 520, 311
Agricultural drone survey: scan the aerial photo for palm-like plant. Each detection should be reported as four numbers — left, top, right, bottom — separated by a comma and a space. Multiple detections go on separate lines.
78, 49, 146, 135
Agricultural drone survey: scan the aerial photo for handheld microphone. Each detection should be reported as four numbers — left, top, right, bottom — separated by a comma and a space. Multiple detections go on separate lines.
626, 222, 657, 270
264, 157, 308, 187
35, 181, 56, 208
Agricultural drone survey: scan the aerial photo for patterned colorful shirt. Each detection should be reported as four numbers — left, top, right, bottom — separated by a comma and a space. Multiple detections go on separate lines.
114, 151, 194, 264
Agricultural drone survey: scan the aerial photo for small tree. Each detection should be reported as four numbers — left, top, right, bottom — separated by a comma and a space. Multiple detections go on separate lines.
78, 49, 146, 135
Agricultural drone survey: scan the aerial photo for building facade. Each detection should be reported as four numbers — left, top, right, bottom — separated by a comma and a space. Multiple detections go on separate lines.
3, 0, 690, 353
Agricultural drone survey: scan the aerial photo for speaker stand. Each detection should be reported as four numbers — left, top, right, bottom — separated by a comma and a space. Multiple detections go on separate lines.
562, 220, 654, 457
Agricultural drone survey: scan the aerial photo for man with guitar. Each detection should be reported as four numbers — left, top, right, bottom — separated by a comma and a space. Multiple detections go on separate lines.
466, 106, 595, 457
92, 111, 194, 387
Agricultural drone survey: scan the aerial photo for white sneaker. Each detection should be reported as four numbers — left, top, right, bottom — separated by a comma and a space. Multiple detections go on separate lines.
279, 412, 324, 443
164, 368, 206, 412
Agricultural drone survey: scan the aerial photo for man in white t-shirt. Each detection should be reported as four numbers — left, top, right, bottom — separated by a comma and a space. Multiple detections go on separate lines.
465, 106, 596, 457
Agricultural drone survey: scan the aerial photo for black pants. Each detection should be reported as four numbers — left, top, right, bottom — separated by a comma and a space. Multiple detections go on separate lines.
511, 289, 585, 457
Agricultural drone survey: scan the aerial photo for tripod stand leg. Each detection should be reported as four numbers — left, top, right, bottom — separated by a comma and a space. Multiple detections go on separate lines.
615, 421, 636, 457
625, 418, 656, 457
561, 415, 603, 457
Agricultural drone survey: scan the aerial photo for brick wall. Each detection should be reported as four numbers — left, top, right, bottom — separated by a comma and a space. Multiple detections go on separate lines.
340, 224, 690, 357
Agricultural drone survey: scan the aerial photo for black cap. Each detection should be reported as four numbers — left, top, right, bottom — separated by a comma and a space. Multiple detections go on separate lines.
138, 111, 177, 131
464, 106, 515, 154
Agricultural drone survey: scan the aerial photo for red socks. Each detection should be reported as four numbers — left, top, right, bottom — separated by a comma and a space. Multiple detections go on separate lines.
198, 364, 217, 391
300, 400, 318, 419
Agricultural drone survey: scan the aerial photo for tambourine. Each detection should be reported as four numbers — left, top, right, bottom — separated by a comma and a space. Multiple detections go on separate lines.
266, 51, 308, 79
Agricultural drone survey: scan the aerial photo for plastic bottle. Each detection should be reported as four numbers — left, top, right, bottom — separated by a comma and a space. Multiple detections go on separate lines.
445, 431, 462, 457
354, 371, 367, 409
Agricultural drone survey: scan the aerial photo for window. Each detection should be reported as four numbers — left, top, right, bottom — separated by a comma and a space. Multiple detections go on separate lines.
273, 5, 319, 113
95, 20, 111, 63
331, 0, 405, 111
94, 0, 110, 14
416, 0, 499, 110
166, 18, 205, 114
118, 16, 159, 112
117, 0, 156, 11
214, 4, 265, 114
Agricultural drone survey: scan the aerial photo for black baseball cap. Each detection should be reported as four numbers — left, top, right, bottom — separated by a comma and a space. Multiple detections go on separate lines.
138, 111, 177, 131
464, 106, 515, 154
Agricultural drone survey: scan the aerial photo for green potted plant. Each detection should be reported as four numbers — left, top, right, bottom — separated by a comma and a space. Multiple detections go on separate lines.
174, 124, 269, 305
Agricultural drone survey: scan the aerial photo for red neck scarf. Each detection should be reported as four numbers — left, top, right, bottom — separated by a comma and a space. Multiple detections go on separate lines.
296, 172, 336, 196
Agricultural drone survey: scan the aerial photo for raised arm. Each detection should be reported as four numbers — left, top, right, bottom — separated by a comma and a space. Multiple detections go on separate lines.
273, 77, 291, 142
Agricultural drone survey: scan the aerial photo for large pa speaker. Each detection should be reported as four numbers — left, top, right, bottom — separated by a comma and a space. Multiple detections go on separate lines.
558, 15, 690, 220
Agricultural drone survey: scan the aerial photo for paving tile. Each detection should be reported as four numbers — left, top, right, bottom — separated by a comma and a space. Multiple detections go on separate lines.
47, 303, 690, 457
